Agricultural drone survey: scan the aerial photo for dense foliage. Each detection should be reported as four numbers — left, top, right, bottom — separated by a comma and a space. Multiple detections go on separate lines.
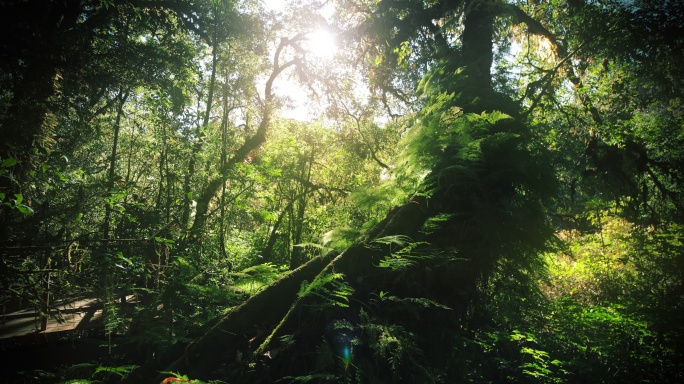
0, 0, 682, 383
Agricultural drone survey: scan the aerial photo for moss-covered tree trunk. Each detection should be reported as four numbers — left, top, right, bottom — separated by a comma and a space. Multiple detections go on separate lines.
123, 196, 430, 383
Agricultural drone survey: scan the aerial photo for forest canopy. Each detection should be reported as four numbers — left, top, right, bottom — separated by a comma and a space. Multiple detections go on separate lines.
0, 0, 683, 383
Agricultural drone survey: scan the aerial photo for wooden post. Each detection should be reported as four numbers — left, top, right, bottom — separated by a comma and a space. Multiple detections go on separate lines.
40, 248, 51, 332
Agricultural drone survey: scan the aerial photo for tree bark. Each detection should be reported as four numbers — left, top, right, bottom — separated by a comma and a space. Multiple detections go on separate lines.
180, 16, 219, 230
101, 90, 129, 241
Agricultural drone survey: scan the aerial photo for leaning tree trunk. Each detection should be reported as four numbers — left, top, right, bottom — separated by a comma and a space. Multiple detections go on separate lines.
123, 196, 431, 383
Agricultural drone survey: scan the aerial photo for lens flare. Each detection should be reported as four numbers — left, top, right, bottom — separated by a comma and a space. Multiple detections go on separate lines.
341, 345, 352, 367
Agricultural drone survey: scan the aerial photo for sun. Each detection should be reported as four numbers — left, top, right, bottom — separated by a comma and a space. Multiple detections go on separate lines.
305, 28, 337, 59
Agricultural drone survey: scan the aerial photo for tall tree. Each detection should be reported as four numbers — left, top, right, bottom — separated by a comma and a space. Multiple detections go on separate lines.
0, 0, 200, 241
186, 34, 299, 239
128, 1, 558, 382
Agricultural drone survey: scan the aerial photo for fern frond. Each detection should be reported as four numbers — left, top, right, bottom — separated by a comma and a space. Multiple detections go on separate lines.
378, 255, 417, 270
372, 235, 412, 247
298, 273, 355, 308
93, 364, 139, 377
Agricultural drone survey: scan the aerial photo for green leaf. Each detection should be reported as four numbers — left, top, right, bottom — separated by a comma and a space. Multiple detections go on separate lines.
154, 236, 174, 245
1, 157, 17, 167
115, 252, 134, 267
93, 364, 139, 377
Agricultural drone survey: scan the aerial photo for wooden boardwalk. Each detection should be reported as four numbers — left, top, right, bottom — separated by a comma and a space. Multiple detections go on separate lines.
0, 295, 133, 339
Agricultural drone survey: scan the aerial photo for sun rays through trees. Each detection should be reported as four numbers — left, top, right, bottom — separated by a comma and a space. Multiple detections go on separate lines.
1, 0, 683, 383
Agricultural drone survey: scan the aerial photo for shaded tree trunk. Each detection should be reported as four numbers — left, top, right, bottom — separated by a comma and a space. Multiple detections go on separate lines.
261, 204, 289, 263
289, 150, 314, 269
181, 17, 219, 230
101, 90, 129, 241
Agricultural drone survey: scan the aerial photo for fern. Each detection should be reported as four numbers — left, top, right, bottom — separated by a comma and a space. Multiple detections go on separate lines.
372, 234, 412, 247
378, 255, 418, 271
378, 240, 456, 271
298, 273, 355, 308
361, 312, 422, 374
420, 213, 454, 235
321, 226, 362, 251
230, 262, 288, 294
93, 364, 139, 377
350, 181, 412, 214
279, 333, 297, 349
61, 364, 139, 384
